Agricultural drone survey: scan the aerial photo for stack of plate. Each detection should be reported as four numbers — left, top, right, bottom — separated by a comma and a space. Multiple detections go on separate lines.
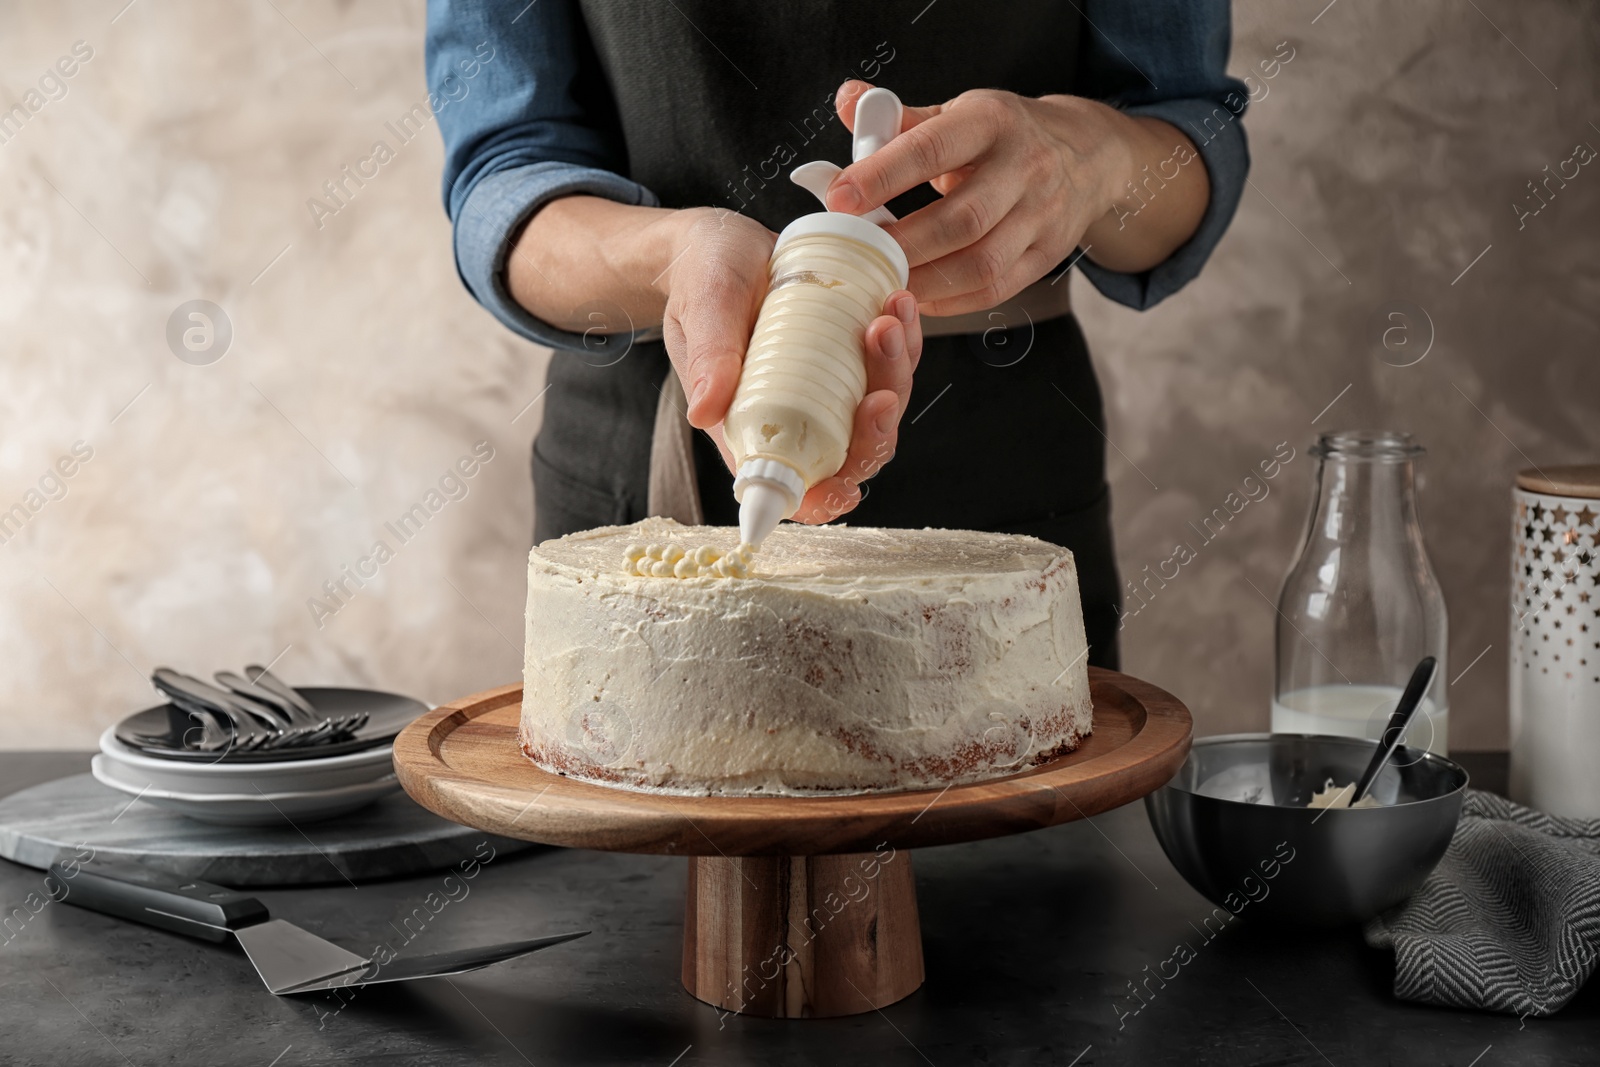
91, 687, 427, 826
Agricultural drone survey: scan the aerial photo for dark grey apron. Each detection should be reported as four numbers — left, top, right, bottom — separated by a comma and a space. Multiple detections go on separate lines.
534, 0, 1121, 667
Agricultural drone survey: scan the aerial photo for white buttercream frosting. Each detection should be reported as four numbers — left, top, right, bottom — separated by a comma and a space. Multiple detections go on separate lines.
1305, 778, 1381, 809
521, 517, 1094, 796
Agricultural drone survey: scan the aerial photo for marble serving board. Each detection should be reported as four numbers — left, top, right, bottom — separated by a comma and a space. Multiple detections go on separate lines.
0, 774, 534, 886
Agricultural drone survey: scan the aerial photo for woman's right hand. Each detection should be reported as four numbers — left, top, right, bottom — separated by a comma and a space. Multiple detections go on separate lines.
656, 207, 922, 524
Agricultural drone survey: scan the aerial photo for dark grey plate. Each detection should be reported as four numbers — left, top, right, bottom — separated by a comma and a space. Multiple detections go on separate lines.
113, 687, 428, 763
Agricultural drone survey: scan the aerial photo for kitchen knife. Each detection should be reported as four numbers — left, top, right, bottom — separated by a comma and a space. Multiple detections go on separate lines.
48, 860, 587, 995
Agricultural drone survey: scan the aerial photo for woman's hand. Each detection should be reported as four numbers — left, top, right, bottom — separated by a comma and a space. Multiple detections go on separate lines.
827, 80, 1209, 317
653, 207, 775, 428
655, 207, 922, 524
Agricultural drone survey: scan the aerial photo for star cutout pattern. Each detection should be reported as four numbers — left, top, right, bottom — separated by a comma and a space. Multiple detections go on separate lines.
1513, 488, 1599, 706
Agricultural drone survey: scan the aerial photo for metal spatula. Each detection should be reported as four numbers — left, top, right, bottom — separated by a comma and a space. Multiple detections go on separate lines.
49, 860, 586, 995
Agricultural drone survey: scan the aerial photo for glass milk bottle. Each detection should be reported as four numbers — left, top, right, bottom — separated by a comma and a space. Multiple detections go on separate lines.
1272, 431, 1450, 752
725, 212, 908, 548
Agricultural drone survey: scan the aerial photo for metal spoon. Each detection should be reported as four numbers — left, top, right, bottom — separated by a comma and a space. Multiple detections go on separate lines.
1350, 656, 1439, 805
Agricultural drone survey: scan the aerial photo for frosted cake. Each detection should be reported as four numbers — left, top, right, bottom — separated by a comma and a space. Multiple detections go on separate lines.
520, 517, 1093, 795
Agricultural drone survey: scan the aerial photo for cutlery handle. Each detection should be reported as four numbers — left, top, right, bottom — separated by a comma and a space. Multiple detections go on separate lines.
245, 665, 320, 718
152, 668, 245, 718
215, 670, 297, 726
48, 860, 269, 943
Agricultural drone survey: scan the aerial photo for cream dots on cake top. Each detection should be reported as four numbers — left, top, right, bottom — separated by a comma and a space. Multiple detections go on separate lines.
623, 541, 754, 579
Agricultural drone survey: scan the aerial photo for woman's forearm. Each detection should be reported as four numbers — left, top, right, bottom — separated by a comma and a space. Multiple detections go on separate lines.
506, 196, 685, 332
505, 196, 783, 433
1078, 112, 1210, 275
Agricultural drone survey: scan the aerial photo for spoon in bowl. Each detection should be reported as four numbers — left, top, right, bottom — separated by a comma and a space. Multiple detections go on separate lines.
1349, 656, 1439, 806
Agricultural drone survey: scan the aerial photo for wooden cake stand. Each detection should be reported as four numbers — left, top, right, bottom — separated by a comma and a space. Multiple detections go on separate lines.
394, 667, 1191, 1019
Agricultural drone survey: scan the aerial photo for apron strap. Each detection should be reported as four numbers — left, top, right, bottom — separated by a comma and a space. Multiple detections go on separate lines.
647, 370, 705, 525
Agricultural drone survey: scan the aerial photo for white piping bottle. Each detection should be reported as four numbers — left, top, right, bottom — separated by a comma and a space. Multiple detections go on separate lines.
727, 88, 909, 549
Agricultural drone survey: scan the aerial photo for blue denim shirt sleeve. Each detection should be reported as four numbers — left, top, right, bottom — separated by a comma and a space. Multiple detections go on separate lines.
427, 0, 660, 350
429, 0, 1250, 340
1073, 0, 1251, 309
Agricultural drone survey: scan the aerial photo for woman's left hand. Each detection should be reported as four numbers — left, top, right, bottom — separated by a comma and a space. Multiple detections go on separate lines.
827, 80, 1209, 317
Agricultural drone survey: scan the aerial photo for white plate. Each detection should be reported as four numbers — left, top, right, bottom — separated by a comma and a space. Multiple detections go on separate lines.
98, 726, 394, 795
91, 755, 401, 826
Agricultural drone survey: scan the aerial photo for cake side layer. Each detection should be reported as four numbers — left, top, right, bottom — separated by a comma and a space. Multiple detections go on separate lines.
520, 520, 1094, 796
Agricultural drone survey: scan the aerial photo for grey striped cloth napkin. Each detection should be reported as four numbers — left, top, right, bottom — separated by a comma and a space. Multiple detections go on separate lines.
1364, 790, 1600, 1016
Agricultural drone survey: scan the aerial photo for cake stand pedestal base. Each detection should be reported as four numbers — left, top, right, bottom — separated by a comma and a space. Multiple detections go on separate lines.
682, 851, 922, 1017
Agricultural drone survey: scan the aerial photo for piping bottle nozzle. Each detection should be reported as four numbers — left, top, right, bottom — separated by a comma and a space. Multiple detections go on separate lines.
734, 458, 805, 548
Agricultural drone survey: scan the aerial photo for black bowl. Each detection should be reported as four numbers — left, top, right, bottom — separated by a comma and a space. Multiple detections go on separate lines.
1145, 733, 1468, 926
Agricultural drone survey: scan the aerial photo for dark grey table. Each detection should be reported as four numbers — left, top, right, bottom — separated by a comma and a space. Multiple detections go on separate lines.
1, 752, 1592, 1066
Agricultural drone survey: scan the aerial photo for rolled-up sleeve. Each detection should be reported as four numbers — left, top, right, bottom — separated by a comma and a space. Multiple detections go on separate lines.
1073, 0, 1250, 310
427, 0, 659, 348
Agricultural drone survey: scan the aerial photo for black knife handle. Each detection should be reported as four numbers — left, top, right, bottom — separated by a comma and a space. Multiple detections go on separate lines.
47, 860, 269, 943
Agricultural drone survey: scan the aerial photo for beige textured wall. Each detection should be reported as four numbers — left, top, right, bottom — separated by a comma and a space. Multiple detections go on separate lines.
0, 1, 545, 750
1082, 1, 1599, 749
1, 1, 1594, 750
